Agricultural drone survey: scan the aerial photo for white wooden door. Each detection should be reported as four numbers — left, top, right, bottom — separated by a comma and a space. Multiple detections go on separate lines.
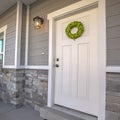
54, 8, 99, 116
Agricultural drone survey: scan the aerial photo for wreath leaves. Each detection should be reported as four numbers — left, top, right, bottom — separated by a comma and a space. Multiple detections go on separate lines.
65, 21, 84, 40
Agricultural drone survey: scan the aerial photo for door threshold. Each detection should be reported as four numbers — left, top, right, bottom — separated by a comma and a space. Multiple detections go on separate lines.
40, 104, 97, 120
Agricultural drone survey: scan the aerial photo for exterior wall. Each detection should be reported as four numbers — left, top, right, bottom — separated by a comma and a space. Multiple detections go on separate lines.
0, 0, 80, 111
28, 0, 80, 66
1, 1, 120, 120
20, 4, 27, 65
106, 0, 120, 66
106, 73, 120, 120
106, 0, 120, 120
0, 5, 16, 66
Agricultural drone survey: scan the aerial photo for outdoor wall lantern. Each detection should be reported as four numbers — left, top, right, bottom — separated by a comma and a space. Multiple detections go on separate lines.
33, 16, 44, 29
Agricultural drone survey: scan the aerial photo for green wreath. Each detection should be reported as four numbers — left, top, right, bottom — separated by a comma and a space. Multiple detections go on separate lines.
65, 21, 84, 40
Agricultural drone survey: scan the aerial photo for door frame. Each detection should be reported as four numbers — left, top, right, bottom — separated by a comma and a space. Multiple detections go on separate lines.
47, 0, 106, 120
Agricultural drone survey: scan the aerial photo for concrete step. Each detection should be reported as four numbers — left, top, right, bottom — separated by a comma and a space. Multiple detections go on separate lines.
40, 105, 97, 120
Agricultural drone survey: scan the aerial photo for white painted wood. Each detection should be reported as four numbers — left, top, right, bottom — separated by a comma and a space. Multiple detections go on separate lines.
48, 19, 55, 107
77, 44, 89, 98
98, 0, 106, 120
3, 65, 17, 69
48, 0, 98, 20
15, 0, 22, 68
3, 65, 49, 70
23, 65, 49, 70
25, 5, 29, 66
54, 9, 99, 116
47, 0, 106, 120
106, 66, 120, 73
3, 30, 6, 68
0, 25, 7, 68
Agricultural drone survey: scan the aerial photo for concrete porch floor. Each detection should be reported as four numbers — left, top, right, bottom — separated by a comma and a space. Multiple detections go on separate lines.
0, 101, 43, 120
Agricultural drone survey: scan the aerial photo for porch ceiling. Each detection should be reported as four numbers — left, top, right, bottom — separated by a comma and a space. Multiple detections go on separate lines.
0, 0, 37, 15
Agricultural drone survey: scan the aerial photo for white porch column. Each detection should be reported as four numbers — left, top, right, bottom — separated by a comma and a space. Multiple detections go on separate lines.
15, 0, 22, 68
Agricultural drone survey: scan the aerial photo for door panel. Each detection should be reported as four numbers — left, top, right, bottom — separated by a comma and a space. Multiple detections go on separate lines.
61, 45, 72, 96
54, 8, 98, 116
77, 44, 89, 98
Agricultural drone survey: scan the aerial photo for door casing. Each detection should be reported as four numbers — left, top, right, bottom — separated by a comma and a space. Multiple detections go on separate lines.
47, 0, 106, 120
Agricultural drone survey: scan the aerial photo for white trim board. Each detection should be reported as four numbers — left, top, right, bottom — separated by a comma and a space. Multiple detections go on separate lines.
3, 65, 17, 69
48, 0, 98, 19
15, 0, 22, 68
47, 0, 106, 120
25, 5, 30, 66
0, 25, 7, 68
3, 65, 49, 70
19, 65, 49, 70
106, 66, 120, 73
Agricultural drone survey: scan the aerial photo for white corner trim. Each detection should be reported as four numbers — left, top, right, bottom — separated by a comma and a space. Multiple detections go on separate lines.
25, 5, 30, 66
15, 0, 22, 68
98, 0, 106, 120
106, 66, 120, 73
0, 25, 7, 68
47, 0, 106, 120
47, 0, 98, 19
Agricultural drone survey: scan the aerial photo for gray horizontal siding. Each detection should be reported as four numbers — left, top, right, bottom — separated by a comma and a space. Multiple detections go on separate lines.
20, 4, 27, 65
106, 0, 120, 7
0, 5, 16, 65
107, 26, 120, 39
106, 3, 120, 16
106, 73, 120, 120
106, 0, 120, 66
106, 0, 120, 119
28, 0, 80, 66
107, 15, 120, 28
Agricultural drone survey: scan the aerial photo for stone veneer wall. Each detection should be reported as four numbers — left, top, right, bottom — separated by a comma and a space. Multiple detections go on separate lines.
24, 70, 48, 108
0, 69, 48, 109
0, 69, 25, 106
106, 73, 120, 120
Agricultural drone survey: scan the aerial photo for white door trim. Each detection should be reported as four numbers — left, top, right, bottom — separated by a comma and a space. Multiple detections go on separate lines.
47, 0, 106, 120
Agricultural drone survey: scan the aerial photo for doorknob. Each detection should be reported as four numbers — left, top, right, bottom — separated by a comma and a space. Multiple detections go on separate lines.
56, 58, 59, 61
56, 64, 59, 67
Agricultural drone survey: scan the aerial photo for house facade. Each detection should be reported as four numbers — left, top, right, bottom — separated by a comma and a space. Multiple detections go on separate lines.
0, 0, 119, 120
